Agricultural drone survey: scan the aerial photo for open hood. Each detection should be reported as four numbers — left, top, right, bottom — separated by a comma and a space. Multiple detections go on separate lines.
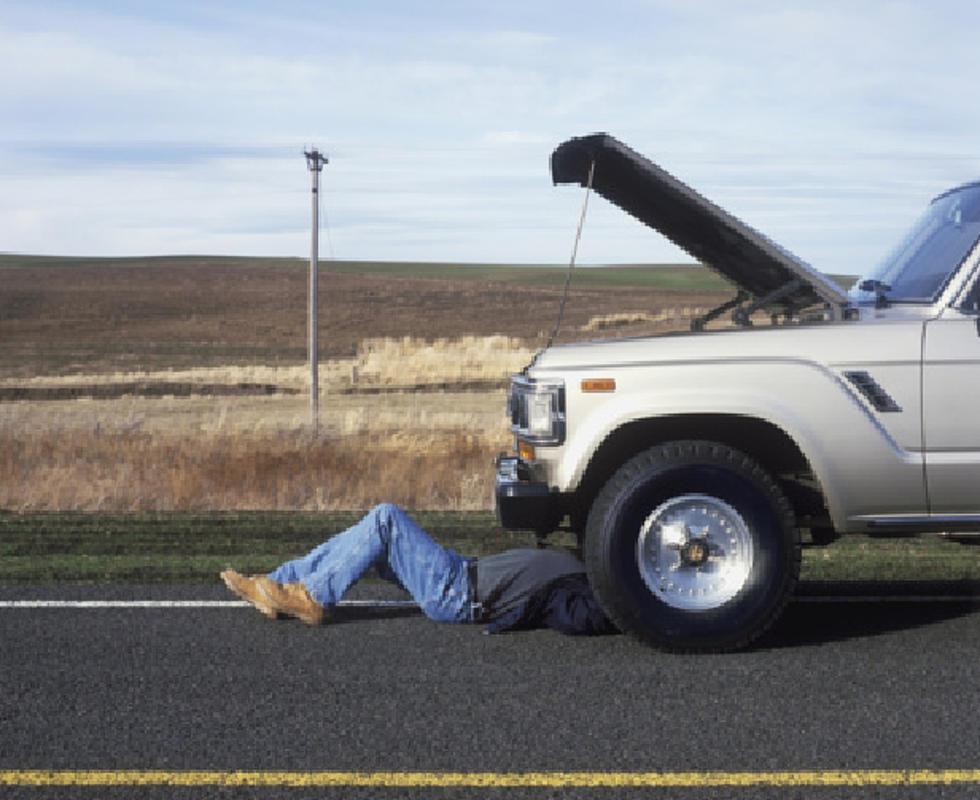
551, 133, 849, 322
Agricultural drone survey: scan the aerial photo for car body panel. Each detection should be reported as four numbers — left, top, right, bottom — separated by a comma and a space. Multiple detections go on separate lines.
527, 316, 928, 532
550, 133, 849, 318
922, 308, 980, 512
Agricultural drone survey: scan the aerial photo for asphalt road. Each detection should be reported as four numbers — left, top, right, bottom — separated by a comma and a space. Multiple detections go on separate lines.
2, 583, 979, 800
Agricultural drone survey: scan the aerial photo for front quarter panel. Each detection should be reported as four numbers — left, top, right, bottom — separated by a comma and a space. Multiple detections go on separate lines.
527, 321, 927, 532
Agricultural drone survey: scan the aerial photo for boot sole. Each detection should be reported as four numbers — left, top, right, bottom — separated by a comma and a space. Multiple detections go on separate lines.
256, 582, 324, 626
221, 571, 281, 620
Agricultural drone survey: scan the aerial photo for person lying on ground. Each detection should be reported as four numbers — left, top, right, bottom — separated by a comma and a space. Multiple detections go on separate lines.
221, 503, 615, 635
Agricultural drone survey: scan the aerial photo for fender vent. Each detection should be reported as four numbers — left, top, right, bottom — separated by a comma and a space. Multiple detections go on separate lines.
844, 371, 902, 413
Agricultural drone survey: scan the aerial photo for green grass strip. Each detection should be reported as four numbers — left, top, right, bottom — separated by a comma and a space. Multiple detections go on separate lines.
0, 511, 555, 584
2, 511, 980, 587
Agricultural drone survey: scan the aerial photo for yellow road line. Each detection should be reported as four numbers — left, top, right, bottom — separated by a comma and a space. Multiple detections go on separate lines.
2, 770, 980, 788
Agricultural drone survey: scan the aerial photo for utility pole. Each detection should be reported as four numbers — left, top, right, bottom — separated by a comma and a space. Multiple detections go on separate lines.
304, 148, 328, 433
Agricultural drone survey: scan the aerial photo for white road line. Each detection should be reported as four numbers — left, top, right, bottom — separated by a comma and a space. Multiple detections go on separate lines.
0, 599, 417, 609
0, 600, 248, 608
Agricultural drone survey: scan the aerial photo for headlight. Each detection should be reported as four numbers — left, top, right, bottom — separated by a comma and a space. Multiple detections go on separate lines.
509, 376, 565, 446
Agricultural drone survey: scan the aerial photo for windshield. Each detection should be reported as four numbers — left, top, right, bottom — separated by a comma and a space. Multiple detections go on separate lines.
850, 182, 980, 305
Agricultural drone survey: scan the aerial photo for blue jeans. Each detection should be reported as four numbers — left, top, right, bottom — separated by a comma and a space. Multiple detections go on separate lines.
268, 504, 473, 623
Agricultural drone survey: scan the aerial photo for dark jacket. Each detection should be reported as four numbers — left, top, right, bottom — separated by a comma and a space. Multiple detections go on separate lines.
484, 574, 616, 636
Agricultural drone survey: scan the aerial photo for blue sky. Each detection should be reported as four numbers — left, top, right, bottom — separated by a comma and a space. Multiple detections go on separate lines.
3, 0, 980, 275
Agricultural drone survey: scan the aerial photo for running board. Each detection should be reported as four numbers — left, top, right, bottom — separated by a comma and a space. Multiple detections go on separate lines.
861, 516, 980, 534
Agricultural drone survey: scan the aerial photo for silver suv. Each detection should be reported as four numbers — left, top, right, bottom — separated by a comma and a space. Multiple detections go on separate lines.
496, 133, 980, 652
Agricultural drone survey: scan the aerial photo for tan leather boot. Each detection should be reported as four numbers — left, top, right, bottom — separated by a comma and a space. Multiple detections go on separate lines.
257, 580, 325, 626
220, 570, 280, 619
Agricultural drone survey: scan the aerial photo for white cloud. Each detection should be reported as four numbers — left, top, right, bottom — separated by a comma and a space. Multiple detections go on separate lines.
2, 0, 980, 274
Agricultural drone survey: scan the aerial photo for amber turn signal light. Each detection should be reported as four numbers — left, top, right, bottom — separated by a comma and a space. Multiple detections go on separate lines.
518, 441, 536, 462
581, 378, 616, 393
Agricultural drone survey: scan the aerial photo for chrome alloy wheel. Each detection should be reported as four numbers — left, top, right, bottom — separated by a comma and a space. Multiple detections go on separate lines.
636, 494, 754, 611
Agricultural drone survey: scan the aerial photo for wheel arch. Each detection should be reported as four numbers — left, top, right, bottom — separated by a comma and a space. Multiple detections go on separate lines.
572, 414, 827, 532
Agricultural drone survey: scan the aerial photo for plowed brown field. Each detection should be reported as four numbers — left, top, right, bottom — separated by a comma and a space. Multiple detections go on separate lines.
0, 261, 731, 378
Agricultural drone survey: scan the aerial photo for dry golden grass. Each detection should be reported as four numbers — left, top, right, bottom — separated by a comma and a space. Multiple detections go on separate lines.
0, 337, 531, 512
581, 307, 707, 332
0, 334, 532, 392
0, 424, 503, 512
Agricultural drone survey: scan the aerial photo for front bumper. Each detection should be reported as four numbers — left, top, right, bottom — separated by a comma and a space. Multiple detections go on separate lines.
494, 455, 556, 532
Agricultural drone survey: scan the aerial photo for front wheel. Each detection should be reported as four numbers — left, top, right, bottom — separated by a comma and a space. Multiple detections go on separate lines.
585, 441, 800, 652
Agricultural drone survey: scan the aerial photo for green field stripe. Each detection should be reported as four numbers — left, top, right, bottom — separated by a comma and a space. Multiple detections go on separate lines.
3, 769, 980, 788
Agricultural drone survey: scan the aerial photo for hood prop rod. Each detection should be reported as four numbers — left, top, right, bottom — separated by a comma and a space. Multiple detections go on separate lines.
544, 157, 597, 351
691, 291, 749, 332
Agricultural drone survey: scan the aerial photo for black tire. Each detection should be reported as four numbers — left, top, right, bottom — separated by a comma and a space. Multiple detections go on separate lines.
585, 441, 799, 652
